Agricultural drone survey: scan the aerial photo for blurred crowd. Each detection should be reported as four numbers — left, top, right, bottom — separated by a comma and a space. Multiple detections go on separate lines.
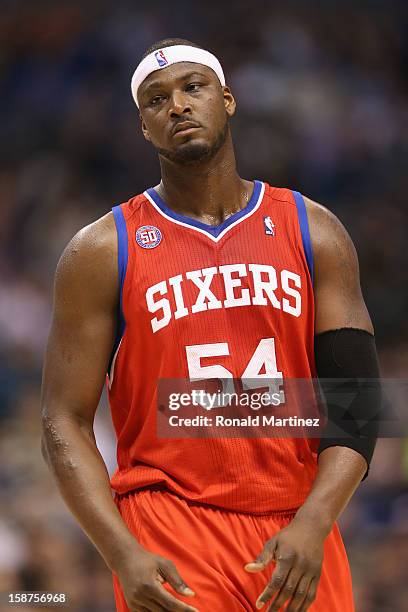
0, 0, 407, 610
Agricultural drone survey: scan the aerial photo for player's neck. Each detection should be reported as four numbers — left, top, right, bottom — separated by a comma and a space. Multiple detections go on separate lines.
156, 137, 252, 225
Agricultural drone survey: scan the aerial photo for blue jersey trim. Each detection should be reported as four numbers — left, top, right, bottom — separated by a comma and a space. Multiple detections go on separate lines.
292, 191, 314, 284
110, 205, 128, 370
146, 180, 262, 238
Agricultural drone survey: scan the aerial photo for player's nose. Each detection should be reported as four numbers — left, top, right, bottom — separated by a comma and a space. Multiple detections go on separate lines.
169, 90, 191, 117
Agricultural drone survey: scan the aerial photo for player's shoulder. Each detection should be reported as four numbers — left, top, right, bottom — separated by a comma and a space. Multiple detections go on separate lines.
302, 195, 358, 270
303, 195, 340, 228
67, 211, 117, 260
60, 191, 147, 267
263, 181, 348, 235
56, 211, 118, 289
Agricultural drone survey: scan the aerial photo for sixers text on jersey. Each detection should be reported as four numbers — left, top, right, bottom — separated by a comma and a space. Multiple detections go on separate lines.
146, 263, 302, 333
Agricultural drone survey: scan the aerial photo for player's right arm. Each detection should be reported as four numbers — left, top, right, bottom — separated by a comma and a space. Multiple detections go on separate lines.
41, 213, 197, 612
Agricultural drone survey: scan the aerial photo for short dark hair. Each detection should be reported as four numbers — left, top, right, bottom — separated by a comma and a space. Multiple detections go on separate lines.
141, 38, 204, 61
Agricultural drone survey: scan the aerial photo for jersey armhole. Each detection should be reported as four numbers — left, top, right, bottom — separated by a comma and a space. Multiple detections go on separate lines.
108, 205, 128, 386
292, 190, 314, 285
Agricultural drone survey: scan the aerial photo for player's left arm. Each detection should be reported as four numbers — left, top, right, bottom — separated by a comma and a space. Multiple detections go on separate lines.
245, 197, 380, 611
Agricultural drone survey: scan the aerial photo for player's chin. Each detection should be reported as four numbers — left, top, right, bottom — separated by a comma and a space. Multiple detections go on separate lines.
172, 140, 213, 163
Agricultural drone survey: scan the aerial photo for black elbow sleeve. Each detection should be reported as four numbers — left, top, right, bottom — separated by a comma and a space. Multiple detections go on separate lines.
314, 328, 381, 479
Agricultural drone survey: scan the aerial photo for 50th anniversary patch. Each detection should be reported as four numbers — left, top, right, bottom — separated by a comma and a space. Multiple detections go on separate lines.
136, 225, 162, 249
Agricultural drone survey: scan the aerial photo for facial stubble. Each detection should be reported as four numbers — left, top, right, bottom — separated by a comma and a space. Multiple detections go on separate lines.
156, 120, 229, 165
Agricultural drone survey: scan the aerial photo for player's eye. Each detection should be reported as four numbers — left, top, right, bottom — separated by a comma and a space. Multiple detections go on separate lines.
186, 82, 202, 93
150, 95, 165, 106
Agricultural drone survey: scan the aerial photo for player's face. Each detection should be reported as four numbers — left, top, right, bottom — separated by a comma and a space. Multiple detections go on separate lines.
138, 62, 236, 164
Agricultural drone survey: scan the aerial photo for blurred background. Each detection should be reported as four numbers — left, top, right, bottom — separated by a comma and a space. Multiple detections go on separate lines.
1, 0, 407, 610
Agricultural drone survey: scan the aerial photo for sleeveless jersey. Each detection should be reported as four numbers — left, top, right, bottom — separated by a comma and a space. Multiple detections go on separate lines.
107, 181, 319, 514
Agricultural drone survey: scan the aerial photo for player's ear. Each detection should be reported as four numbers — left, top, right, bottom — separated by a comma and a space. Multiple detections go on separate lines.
223, 86, 236, 118
141, 116, 151, 142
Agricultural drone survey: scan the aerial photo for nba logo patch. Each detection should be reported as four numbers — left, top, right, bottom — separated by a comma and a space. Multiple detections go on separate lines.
154, 50, 168, 68
136, 225, 162, 249
264, 216, 275, 236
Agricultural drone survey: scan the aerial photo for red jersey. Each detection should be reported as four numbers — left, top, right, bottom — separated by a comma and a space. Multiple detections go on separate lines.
107, 181, 318, 514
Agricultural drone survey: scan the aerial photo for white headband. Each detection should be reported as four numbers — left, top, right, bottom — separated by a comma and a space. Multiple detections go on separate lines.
131, 44, 226, 108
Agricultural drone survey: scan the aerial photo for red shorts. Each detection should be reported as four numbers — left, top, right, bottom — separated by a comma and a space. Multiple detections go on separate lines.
113, 488, 354, 611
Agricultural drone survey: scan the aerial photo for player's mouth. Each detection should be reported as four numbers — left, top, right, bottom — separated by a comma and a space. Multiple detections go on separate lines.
172, 121, 202, 136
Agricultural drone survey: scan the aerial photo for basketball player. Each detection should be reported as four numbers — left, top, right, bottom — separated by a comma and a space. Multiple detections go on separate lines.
41, 39, 380, 611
